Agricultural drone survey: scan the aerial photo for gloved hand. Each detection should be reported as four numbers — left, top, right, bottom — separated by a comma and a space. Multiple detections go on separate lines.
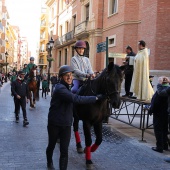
96, 94, 107, 101
86, 74, 90, 78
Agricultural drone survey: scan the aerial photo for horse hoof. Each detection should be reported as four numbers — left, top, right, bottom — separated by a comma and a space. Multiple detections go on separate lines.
77, 147, 84, 154
86, 160, 94, 170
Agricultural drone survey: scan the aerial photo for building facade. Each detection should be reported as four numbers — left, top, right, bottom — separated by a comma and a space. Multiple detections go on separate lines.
6, 23, 17, 72
38, 0, 50, 74
20, 37, 28, 68
42, 0, 170, 74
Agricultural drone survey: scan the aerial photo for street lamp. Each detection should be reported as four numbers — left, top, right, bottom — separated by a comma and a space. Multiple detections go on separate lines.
46, 37, 54, 92
5, 52, 8, 82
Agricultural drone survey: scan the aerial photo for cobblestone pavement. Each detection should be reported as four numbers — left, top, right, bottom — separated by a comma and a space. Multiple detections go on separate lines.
0, 82, 170, 170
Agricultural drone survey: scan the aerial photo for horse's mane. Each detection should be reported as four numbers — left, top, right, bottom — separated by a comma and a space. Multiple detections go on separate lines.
95, 64, 122, 80
76, 63, 122, 123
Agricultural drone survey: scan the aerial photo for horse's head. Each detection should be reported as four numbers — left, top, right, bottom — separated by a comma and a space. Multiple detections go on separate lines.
29, 67, 37, 80
101, 62, 123, 108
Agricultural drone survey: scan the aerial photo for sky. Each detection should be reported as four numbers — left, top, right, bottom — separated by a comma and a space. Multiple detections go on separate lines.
6, 0, 42, 57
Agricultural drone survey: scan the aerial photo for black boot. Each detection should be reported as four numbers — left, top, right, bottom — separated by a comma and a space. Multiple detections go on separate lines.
23, 118, 29, 126
15, 115, 19, 123
59, 157, 68, 170
47, 162, 55, 170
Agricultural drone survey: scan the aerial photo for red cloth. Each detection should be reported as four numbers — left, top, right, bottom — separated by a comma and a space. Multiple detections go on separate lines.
85, 146, 91, 160
91, 143, 99, 152
74, 131, 81, 143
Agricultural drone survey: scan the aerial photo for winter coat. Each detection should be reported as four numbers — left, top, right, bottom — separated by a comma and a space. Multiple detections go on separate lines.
42, 80, 48, 89
48, 80, 96, 126
11, 79, 29, 98
157, 84, 170, 113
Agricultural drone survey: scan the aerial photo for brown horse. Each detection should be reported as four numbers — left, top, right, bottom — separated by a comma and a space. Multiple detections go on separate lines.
28, 67, 37, 108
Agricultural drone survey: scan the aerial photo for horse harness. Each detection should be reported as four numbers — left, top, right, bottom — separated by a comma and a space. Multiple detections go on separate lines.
89, 76, 120, 101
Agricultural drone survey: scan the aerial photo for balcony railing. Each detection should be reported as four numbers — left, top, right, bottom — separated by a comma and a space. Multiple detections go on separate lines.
39, 49, 45, 53
39, 60, 44, 64
54, 30, 74, 46
74, 20, 88, 35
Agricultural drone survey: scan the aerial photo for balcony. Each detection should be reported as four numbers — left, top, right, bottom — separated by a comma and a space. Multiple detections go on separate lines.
39, 49, 47, 57
54, 30, 74, 47
40, 35, 47, 43
74, 20, 89, 37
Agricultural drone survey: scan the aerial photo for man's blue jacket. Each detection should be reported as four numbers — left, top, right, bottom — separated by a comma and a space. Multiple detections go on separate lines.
48, 80, 96, 126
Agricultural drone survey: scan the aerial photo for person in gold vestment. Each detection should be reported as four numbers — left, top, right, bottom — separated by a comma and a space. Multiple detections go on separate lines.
130, 40, 154, 101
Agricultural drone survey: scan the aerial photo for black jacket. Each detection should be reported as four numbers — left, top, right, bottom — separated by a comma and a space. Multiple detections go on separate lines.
50, 76, 59, 85
157, 84, 170, 113
48, 80, 96, 126
124, 51, 136, 74
150, 91, 168, 114
11, 79, 29, 98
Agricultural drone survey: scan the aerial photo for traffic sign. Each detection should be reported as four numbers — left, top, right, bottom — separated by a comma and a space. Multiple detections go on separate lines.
96, 41, 106, 53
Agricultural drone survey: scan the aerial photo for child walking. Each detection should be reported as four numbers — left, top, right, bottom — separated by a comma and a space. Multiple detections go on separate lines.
42, 76, 48, 99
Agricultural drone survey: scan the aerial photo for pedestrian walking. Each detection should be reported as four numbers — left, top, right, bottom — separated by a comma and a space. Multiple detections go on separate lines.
11, 70, 29, 126
149, 77, 169, 153
10, 71, 17, 85
10, 71, 18, 113
71, 40, 95, 93
46, 65, 105, 170
42, 76, 48, 99
50, 73, 59, 96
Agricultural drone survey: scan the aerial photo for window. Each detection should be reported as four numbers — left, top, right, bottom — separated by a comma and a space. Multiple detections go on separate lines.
59, 0, 64, 12
59, 51, 62, 67
85, 4, 89, 21
60, 25, 63, 36
65, 21, 69, 33
64, 49, 67, 65
72, 15, 76, 31
108, 35, 116, 47
72, 46, 75, 57
109, 0, 118, 16
51, 7, 54, 18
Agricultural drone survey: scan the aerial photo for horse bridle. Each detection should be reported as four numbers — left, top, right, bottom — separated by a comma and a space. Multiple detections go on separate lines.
89, 76, 120, 101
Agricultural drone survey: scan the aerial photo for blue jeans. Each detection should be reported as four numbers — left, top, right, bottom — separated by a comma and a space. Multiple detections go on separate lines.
71, 79, 83, 94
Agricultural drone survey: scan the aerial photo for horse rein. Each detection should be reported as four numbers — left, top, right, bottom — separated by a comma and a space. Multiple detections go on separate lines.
89, 76, 120, 101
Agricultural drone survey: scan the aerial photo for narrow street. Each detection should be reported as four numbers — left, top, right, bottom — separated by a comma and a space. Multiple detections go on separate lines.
0, 82, 170, 170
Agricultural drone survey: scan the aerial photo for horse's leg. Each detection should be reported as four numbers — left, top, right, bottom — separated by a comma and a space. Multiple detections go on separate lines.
73, 112, 83, 153
91, 121, 102, 152
36, 82, 39, 100
83, 121, 93, 169
29, 91, 34, 108
33, 90, 37, 107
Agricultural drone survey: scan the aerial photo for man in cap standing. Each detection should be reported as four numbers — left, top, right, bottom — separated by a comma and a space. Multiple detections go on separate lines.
11, 70, 29, 126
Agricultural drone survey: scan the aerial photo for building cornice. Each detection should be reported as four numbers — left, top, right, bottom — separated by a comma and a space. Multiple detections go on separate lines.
103, 20, 141, 32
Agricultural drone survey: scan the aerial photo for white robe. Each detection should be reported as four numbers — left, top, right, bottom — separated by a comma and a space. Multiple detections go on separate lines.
130, 48, 154, 101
